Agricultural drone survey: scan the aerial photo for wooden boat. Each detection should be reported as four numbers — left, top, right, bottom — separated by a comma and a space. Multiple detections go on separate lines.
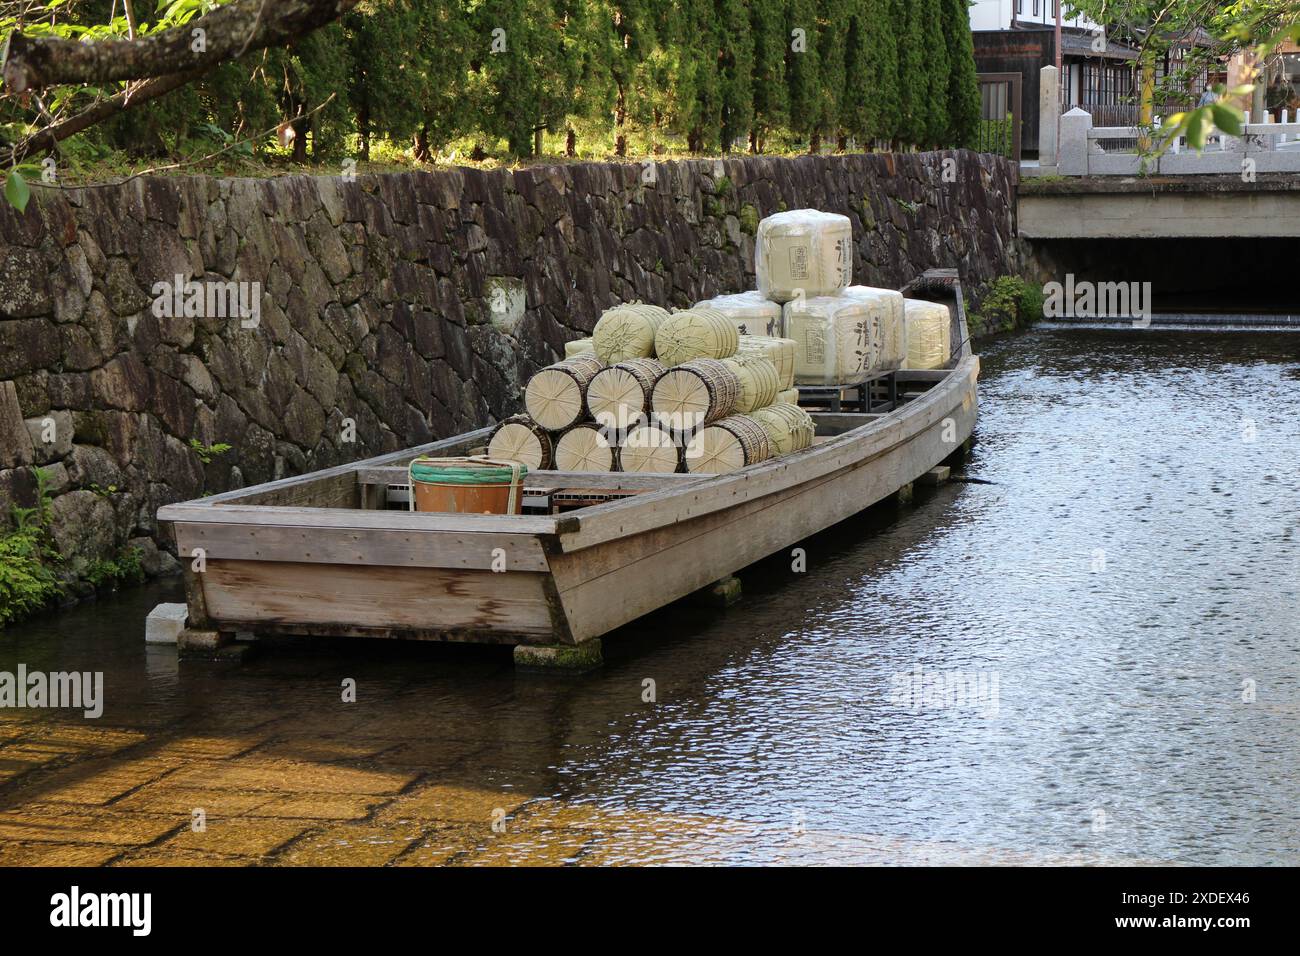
159, 269, 978, 668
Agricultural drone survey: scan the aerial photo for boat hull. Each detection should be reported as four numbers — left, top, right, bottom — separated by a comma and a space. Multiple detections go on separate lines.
161, 357, 978, 649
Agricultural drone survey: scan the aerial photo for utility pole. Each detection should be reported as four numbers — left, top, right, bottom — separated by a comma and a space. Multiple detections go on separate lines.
1055, 0, 1063, 74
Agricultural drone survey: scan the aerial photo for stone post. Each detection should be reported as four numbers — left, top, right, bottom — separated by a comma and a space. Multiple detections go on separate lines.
1058, 107, 1094, 176
1039, 66, 1061, 168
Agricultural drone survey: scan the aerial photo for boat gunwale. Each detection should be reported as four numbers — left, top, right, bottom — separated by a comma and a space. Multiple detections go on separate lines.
554, 353, 978, 552
158, 356, 976, 552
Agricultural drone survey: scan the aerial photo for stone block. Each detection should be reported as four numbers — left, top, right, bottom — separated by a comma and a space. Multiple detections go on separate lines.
0, 381, 35, 468
514, 639, 603, 672
684, 575, 743, 608
917, 465, 951, 487
1059, 107, 1094, 176
145, 603, 189, 644
177, 628, 227, 651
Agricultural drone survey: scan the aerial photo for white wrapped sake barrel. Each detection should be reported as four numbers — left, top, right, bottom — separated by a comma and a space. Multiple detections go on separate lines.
684, 415, 773, 474
592, 303, 670, 363
487, 415, 555, 470
783, 294, 878, 386
564, 338, 596, 359
693, 290, 784, 338
751, 403, 815, 455
737, 335, 797, 389
524, 353, 604, 431
776, 387, 800, 406
650, 358, 741, 435
845, 286, 906, 372
554, 422, 618, 472
653, 307, 740, 367
721, 354, 781, 414
755, 210, 853, 303
620, 422, 681, 474
585, 357, 665, 433
902, 299, 953, 370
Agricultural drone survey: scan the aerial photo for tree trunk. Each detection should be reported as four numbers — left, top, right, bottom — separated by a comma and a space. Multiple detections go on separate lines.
615, 83, 627, 157
291, 115, 308, 164
357, 99, 370, 161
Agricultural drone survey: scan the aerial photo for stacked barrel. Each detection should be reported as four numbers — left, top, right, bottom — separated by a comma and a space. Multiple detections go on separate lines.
490, 208, 945, 475
491, 298, 811, 475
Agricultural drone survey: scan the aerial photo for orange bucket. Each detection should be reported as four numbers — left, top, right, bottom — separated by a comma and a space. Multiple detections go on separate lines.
408, 457, 527, 515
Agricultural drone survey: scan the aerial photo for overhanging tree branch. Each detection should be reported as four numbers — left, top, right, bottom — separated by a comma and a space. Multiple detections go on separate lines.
2, 0, 358, 93
4, 69, 209, 165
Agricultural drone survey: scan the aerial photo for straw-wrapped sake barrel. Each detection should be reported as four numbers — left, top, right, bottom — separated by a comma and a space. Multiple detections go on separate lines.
902, 299, 953, 370
585, 357, 666, 432
684, 415, 773, 474
693, 290, 784, 337
592, 303, 671, 363
554, 422, 618, 472
845, 286, 906, 372
755, 210, 853, 303
620, 422, 682, 474
524, 353, 604, 431
721, 354, 781, 414
487, 415, 555, 470
653, 307, 740, 367
783, 294, 878, 386
650, 358, 741, 435
750, 403, 815, 455
564, 338, 596, 359
737, 335, 798, 389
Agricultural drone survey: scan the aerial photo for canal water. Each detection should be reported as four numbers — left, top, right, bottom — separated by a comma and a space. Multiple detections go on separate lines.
3, 327, 1299, 865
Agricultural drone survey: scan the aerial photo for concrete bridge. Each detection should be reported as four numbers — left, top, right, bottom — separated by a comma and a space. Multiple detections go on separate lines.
1021, 63, 1300, 239
1018, 174, 1300, 239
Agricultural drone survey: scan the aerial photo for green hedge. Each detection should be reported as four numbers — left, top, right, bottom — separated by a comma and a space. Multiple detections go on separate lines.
2, 0, 985, 166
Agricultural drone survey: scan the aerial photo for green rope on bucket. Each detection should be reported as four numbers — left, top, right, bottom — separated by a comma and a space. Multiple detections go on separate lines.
409, 461, 527, 484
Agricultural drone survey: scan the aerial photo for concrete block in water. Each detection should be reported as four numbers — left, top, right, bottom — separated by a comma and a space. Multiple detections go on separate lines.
177, 627, 228, 651
145, 603, 189, 644
685, 575, 742, 608
918, 466, 951, 487
514, 639, 603, 672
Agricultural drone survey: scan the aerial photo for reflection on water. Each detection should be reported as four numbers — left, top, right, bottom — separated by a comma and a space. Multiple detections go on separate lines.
2, 328, 1299, 865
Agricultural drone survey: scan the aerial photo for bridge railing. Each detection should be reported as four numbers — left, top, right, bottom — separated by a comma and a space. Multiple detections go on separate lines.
1059, 106, 1300, 175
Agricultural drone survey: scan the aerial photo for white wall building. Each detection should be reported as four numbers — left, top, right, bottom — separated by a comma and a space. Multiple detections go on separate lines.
968, 1, 1102, 33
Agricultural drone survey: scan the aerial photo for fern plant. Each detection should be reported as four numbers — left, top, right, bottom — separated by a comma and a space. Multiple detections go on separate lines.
0, 467, 63, 627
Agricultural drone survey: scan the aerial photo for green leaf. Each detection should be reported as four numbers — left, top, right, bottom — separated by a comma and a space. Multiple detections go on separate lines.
1210, 104, 1243, 136
1185, 110, 1206, 151
4, 170, 30, 213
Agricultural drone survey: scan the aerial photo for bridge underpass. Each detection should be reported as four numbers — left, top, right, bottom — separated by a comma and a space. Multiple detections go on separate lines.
1018, 180, 1300, 323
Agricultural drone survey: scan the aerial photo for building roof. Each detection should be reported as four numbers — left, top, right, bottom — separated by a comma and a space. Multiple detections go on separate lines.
1060, 30, 1140, 61
975, 23, 1141, 61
